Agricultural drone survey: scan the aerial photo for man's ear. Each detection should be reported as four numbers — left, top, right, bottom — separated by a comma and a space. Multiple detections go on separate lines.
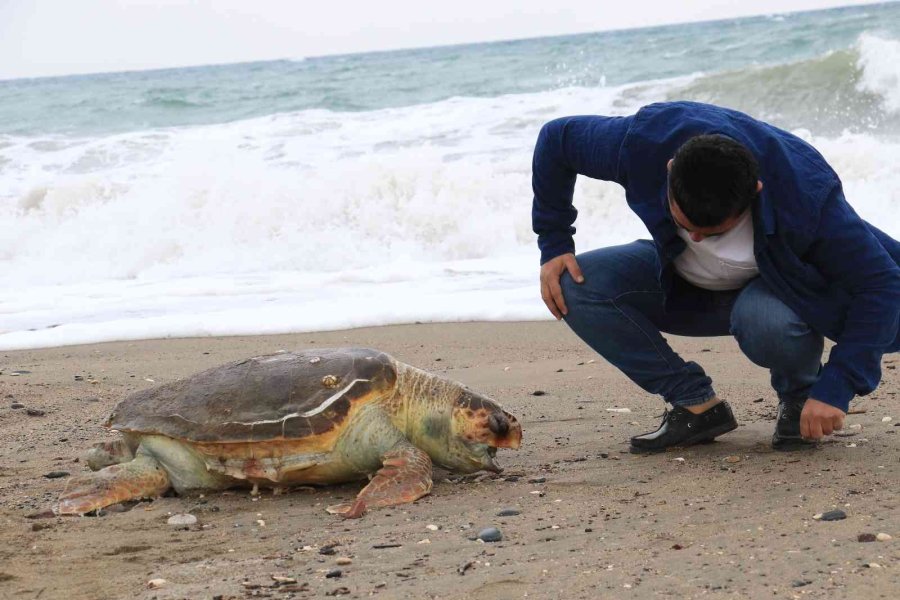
667, 158, 674, 171
757, 180, 763, 192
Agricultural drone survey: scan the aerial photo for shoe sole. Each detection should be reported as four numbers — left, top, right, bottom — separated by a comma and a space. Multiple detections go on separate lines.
629, 421, 738, 454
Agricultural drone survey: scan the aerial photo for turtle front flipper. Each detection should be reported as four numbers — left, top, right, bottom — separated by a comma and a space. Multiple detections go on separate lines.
326, 443, 432, 519
57, 454, 170, 515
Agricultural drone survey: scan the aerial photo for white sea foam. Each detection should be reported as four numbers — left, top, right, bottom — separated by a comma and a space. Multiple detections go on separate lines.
1, 78, 898, 350
856, 33, 900, 113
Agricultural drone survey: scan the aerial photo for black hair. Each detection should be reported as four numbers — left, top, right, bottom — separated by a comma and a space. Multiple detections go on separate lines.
668, 134, 759, 228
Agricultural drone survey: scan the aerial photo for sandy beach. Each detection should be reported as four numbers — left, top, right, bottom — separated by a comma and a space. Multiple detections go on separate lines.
0, 321, 897, 599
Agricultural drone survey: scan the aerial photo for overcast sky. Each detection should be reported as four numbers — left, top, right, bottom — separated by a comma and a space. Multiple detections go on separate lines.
0, 0, 888, 80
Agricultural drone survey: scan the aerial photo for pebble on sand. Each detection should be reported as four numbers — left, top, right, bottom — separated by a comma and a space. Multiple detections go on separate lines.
606, 407, 632, 413
147, 579, 167, 589
497, 508, 521, 517
814, 509, 847, 521
335, 557, 353, 565
478, 527, 503, 542
43, 471, 70, 479
167, 514, 198, 527
858, 533, 877, 542
882, 416, 892, 423
876, 533, 892, 541
325, 568, 343, 578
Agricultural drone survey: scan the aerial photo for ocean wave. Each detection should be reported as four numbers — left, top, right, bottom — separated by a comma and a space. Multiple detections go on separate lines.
667, 33, 900, 135
856, 32, 900, 113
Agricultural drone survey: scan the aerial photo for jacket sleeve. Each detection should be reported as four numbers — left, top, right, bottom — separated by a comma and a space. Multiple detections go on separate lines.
807, 187, 900, 411
531, 115, 632, 264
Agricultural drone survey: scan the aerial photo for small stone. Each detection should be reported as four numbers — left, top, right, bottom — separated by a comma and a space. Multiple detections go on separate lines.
858, 533, 877, 542
606, 407, 632, 413
147, 579, 167, 589
167, 514, 198, 527
497, 508, 521, 517
256, 519, 266, 527
10, 402, 24, 409
417, 538, 431, 544
74, 375, 84, 381
882, 416, 892, 423
426, 524, 440, 531
673, 457, 685, 463
865, 563, 882, 569
478, 527, 503, 542
319, 544, 338, 555
26, 409, 45, 417
335, 557, 353, 565
529, 491, 545, 497
528, 477, 546, 484
817, 509, 847, 522
43, 471, 70, 479
849, 423, 862, 430
792, 580, 812, 588
876, 533, 892, 541
724, 456, 741, 463
531, 390, 546, 396
272, 575, 296, 584
325, 568, 342, 578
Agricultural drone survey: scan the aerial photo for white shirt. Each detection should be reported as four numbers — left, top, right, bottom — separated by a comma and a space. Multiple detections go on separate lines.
673, 210, 759, 291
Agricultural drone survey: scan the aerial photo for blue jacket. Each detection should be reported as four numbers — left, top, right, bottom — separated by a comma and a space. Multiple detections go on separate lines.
532, 101, 900, 412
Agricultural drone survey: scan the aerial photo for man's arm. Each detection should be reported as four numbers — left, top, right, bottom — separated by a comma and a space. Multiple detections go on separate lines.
531, 115, 632, 265
532, 116, 632, 318
805, 187, 900, 420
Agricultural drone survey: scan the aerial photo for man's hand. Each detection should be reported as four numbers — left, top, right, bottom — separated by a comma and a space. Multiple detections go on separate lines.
540, 253, 584, 320
800, 398, 846, 440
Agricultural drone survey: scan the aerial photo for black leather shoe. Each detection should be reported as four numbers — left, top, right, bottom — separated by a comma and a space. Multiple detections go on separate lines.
629, 402, 738, 453
772, 400, 817, 451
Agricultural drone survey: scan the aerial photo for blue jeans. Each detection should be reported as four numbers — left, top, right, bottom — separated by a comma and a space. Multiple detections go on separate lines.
560, 240, 824, 407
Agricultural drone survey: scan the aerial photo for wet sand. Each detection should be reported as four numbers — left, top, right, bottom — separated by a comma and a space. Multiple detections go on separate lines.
0, 322, 897, 599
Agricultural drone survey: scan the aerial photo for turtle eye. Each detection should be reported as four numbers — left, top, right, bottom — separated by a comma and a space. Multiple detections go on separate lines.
488, 413, 509, 436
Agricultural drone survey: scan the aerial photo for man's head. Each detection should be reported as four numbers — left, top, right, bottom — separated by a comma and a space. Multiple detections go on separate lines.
667, 135, 762, 241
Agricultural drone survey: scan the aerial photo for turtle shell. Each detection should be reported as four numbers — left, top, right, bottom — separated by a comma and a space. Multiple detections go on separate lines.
106, 347, 397, 443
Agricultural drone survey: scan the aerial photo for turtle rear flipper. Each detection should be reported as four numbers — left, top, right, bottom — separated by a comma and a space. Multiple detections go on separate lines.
57, 454, 170, 515
327, 444, 432, 519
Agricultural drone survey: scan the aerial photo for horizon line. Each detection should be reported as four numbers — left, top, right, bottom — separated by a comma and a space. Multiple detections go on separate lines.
0, 0, 891, 83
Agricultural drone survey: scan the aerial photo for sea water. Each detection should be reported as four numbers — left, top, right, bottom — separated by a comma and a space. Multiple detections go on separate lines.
2, 2, 899, 349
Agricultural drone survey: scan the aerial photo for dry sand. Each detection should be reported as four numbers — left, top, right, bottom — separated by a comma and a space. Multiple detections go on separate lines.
0, 322, 897, 599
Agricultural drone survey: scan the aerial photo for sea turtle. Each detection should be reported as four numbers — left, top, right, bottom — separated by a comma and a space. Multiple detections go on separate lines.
54, 347, 522, 518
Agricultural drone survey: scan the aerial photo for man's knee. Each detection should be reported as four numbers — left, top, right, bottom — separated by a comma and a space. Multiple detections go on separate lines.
559, 268, 621, 314
730, 280, 821, 366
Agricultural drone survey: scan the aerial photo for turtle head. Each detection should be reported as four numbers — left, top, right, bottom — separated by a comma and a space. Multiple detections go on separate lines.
441, 390, 522, 474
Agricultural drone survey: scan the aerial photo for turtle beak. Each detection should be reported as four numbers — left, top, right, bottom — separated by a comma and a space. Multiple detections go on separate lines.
483, 447, 503, 473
